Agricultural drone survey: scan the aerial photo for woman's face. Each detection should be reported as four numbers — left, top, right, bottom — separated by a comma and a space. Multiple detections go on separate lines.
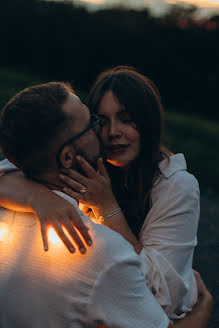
97, 91, 141, 168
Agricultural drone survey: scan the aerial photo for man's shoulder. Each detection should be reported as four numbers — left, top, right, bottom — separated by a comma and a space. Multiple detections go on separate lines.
88, 220, 139, 263
53, 191, 139, 261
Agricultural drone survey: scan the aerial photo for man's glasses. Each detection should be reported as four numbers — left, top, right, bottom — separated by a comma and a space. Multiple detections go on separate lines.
56, 113, 102, 162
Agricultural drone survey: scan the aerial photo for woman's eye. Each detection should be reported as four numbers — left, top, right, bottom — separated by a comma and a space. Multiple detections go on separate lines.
100, 118, 107, 126
121, 118, 131, 123
120, 117, 133, 124
120, 117, 137, 129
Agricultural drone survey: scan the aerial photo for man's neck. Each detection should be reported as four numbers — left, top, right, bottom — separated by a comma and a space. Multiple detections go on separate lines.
33, 171, 65, 192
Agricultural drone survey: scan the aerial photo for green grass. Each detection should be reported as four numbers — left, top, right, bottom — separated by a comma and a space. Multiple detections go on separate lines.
0, 67, 87, 109
165, 111, 219, 193
0, 67, 218, 194
0, 67, 47, 110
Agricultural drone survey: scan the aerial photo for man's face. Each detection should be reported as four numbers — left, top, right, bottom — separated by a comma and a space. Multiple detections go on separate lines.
61, 93, 101, 170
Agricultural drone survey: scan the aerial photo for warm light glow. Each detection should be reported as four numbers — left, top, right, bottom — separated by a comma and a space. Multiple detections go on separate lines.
80, 0, 106, 4
0, 222, 8, 241
167, 0, 219, 8
48, 228, 61, 244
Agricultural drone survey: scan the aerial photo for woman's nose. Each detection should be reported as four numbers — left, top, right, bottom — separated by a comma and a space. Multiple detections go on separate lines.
108, 121, 122, 139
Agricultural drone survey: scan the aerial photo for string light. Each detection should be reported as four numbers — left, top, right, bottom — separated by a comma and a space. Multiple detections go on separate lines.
0, 222, 8, 241
48, 228, 61, 244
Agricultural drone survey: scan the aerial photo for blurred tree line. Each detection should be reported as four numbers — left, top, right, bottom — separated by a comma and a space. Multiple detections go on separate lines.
0, 0, 219, 118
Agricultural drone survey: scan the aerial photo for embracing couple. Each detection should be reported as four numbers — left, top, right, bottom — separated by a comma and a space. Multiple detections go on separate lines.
0, 66, 212, 327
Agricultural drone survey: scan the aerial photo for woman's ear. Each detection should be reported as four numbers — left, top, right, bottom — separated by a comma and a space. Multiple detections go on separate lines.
59, 145, 75, 168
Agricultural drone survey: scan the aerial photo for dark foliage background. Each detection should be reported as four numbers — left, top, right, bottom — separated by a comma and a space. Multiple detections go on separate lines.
0, 0, 219, 119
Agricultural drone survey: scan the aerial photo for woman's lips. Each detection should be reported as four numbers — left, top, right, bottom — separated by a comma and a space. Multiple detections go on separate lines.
108, 144, 129, 154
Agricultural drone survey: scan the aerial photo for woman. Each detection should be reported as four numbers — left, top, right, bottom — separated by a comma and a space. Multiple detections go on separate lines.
0, 67, 199, 319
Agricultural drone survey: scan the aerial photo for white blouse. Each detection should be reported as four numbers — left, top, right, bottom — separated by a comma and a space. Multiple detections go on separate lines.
0, 153, 199, 320
139, 153, 199, 319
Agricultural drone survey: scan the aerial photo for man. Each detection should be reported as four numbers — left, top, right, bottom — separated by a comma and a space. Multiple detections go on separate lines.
0, 82, 212, 327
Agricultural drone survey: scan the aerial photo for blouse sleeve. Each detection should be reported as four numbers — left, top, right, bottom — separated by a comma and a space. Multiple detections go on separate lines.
0, 159, 18, 177
139, 170, 200, 319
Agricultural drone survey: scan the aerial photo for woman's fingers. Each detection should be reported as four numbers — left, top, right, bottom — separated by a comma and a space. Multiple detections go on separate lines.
60, 167, 88, 186
97, 157, 110, 178
35, 190, 93, 253
62, 217, 87, 254
52, 219, 76, 253
76, 155, 97, 178
62, 187, 83, 202
41, 223, 49, 252
60, 174, 86, 193
71, 212, 92, 247
39, 213, 92, 254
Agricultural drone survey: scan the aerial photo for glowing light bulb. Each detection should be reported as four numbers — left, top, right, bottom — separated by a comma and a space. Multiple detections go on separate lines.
48, 228, 61, 244
0, 222, 8, 241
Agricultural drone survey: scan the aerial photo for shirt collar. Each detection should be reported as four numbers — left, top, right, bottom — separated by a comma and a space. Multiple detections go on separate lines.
158, 153, 187, 178
52, 190, 79, 208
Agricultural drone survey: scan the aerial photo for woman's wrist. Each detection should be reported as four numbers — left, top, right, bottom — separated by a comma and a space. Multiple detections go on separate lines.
96, 207, 122, 223
92, 198, 120, 222
29, 181, 52, 214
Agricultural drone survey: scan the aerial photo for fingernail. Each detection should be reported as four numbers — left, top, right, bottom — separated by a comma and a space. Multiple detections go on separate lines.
70, 247, 75, 253
59, 174, 65, 179
80, 247, 86, 254
44, 246, 48, 251
76, 155, 81, 160
87, 240, 92, 246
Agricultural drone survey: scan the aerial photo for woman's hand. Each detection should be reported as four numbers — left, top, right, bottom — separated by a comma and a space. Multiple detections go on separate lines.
59, 156, 118, 219
32, 189, 93, 254
60, 156, 143, 254
0, 170, 92, 254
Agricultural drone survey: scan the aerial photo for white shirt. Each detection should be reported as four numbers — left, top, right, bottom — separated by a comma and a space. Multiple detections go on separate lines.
0, 154, 199, 320
0, 190, 169, 328
139, 154, 199, 319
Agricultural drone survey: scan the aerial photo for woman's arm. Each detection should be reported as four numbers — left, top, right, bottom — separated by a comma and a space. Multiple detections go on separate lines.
0, 170, 92, 253
137, 170, 200, 317
60, 156, 201, 318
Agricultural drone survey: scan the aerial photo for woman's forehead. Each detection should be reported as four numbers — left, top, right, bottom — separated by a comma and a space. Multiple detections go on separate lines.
98, 91, 125, 115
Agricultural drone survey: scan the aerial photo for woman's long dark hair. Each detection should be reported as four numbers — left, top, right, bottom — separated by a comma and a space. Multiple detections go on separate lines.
88, 66, 169, 237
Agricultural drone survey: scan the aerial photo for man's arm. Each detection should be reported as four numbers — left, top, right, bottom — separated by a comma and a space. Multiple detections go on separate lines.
172, 271, 213, 328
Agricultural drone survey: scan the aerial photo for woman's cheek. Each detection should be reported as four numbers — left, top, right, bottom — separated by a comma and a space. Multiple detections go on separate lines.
99, 131, 108, 146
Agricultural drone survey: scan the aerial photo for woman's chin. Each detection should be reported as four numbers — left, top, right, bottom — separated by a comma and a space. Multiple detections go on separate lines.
107, 158, 129, 168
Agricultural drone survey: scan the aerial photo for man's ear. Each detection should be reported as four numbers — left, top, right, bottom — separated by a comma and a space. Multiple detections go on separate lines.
59, 145, 75, 168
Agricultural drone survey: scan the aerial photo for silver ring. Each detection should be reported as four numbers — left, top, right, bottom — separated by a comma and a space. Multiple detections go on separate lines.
80, 186, 87, 194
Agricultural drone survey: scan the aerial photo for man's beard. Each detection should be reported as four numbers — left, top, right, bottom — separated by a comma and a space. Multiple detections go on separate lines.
72, 136, 105, 175
73, 148, 105, 176
75, 150, 99, 174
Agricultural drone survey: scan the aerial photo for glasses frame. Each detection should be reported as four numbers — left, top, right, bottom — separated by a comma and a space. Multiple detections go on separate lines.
56, 113, 102, 164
